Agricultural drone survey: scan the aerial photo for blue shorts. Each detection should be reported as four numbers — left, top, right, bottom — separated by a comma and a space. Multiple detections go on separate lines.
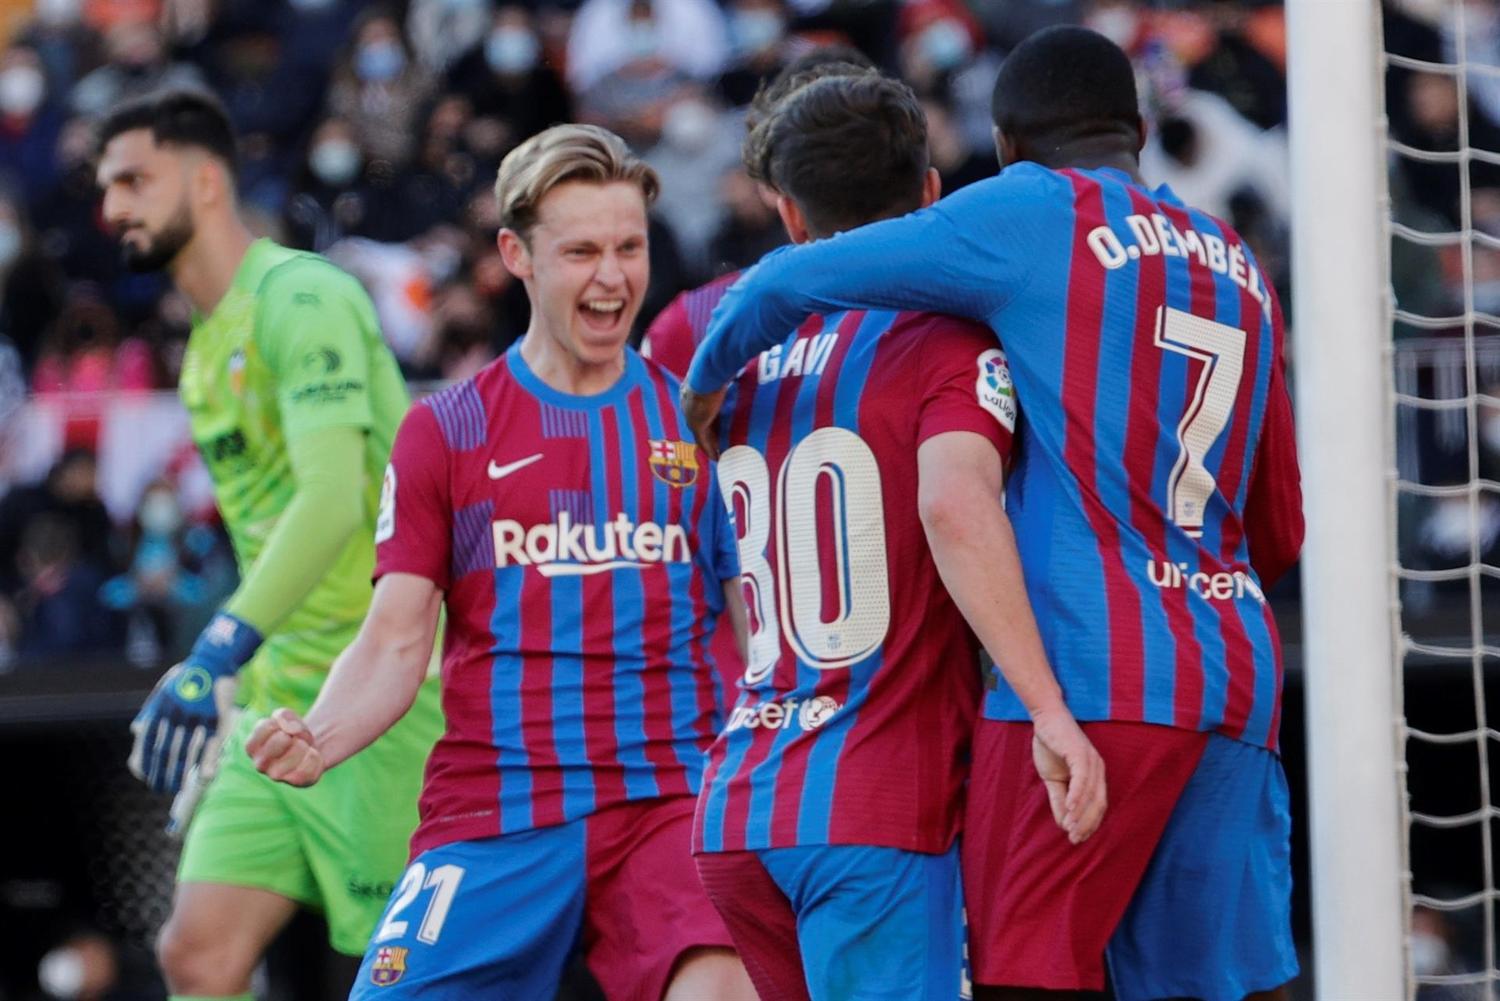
696, 843, 967, 1001
965, 721, 1298, 1001
349, 796, 731, 1001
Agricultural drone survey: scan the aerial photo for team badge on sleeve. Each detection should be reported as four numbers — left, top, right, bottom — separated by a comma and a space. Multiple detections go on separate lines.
375, 464, 396, 544
370, 945, 408, 986
976, 349, 1017, 432
647, 439, 699, 487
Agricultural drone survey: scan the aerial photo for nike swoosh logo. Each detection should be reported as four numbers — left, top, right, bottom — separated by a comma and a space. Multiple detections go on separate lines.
488, 454, 544, 480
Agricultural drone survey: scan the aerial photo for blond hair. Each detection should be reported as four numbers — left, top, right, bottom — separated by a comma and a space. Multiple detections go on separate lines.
494, 124, 660, 243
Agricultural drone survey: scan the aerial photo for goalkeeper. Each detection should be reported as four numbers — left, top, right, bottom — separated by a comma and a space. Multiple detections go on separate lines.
98, 89, 441, 1001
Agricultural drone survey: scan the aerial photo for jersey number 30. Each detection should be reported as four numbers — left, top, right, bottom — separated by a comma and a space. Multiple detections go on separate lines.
720, 427, 891, 684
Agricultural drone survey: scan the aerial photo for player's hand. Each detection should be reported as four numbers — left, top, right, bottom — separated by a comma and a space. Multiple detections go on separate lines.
680, 384, 728, 460
247, 707, 326, 787
1030, 708, 1107, 845
128, 611, 261, 794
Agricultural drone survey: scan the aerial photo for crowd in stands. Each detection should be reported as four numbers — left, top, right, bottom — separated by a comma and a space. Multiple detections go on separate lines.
0, 0, 1477, 662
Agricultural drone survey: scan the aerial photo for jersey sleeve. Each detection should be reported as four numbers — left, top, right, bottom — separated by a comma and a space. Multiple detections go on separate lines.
913, 317, 1017, 463
256, 260, 377, 438
374, 402, 453, 589
1243, 296, 1303, 587
686, 167, 1057, 393
642, 293, 696, 380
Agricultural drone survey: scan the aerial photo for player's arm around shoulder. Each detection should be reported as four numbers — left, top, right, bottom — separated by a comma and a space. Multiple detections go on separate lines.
248, 572, 442, 786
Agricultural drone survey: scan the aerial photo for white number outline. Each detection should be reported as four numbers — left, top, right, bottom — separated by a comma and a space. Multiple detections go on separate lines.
374, 862, 466, 946
1153, 306, 1247, 537
720, 428, 890, 680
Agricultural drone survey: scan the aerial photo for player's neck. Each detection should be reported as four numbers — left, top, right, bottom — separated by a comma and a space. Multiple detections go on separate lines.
1034, 144, 1144, 183
170, 216, 256, 317
518, 328, 627, 397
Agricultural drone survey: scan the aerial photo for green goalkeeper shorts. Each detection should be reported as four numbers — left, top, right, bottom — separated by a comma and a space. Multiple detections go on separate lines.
177, 685, 441, 955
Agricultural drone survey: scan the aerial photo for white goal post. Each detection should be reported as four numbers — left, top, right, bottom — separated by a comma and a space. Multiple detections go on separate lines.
1287, 0, 1409, 996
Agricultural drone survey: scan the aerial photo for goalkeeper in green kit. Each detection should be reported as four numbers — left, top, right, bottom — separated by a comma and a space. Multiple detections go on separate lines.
97, 89, 442, 1000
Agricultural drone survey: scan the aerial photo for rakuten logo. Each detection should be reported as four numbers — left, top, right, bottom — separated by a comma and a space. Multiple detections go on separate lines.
725, 695, 842, 733
1146, 560, 1266, 604
492, 512, 690, 577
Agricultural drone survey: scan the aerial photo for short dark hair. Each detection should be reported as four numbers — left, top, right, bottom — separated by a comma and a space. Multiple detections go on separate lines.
755, 73, 929, 237
743, 46, 877, 182
97, 88, 238, 173
990, 27, 1140, 150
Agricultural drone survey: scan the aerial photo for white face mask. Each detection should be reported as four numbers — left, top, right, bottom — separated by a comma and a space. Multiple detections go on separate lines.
311, 139, 362, 186
35, 0, 82, 26
662, 99, 717, 154
1411, 930, 1450, 976
1088, 7, 1141, 49
0, 65, 45, 116
38, 947, 85, 999
627, 21, 658, 60
139, 492, 183, 535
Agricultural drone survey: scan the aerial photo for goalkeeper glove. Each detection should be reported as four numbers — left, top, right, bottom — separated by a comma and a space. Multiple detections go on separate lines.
128, 611, 261, 794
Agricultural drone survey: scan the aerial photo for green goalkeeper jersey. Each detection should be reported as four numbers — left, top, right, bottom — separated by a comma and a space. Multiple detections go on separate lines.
181, 238, 411, 715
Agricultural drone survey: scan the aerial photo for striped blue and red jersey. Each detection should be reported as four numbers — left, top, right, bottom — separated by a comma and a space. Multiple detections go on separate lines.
688, 164, 1304, 751
643, 271, 747, 707
694, 309, 1013, 854
375, 344, 739, 855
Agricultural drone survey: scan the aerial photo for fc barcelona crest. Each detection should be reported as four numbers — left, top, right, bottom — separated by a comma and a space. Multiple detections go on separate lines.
370, 945, 408, 987
648, 439, 699, 487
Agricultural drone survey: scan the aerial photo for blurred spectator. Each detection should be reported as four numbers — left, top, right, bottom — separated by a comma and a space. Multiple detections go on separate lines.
1183, 1, 1288, 131
567, 0, 730, 95
407, 0, 494, 75
716, 0, 793, 106
1140, 87, 1290, 228
18, 0, 104, 101
896, 4, 982, 97
68, 19, 207, 119
707, 167, 784, 275
0, 43, 65, 203
31, 290, 155, 397
284, 115, 370, 250
325, 9, 435, 167
0, 449, 121, 662
646, 88, 744, 272
99, 478, 214, 666
0, 186, 70, 370
36, 928, 160, 1000
1392, 70, 1500, 225
420, 279, 501, 379
923, 95, 995, 193
445, 5, 572, 144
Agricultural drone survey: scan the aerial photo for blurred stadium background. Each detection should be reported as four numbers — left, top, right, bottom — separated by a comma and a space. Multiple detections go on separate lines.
0, 0, 1485, 997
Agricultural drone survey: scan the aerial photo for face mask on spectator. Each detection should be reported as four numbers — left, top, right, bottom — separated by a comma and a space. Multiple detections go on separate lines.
38, 947, 85, 999
311, 139, 362, 186
731, 10, 784, 57
355, 39, 405, 83
1088, 6, 1140, 49
140, 491, 183, 536
0, 221, 20, 267
35, 0, 82, 26
486, 28, 539, 75
918, 19, 971, 72
289, 0, 337, 11
0, 65, 45, 116
627, 21, 658, 61
662, 99, 718, 154
1411, 930, 1450, 977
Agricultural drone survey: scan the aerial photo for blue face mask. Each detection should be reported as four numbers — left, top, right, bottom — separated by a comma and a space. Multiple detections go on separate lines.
355, 40, 405, 83
486, 28, 540, 75
731, 10, 784, 56
919, 19, 971, 71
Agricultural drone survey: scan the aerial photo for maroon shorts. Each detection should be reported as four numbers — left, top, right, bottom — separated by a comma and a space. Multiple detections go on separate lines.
963, 719, 1207, 990
585, 796, 737, 1001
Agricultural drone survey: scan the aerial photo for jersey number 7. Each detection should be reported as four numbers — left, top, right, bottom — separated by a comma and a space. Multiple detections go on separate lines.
1153, 306, 1247, 538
